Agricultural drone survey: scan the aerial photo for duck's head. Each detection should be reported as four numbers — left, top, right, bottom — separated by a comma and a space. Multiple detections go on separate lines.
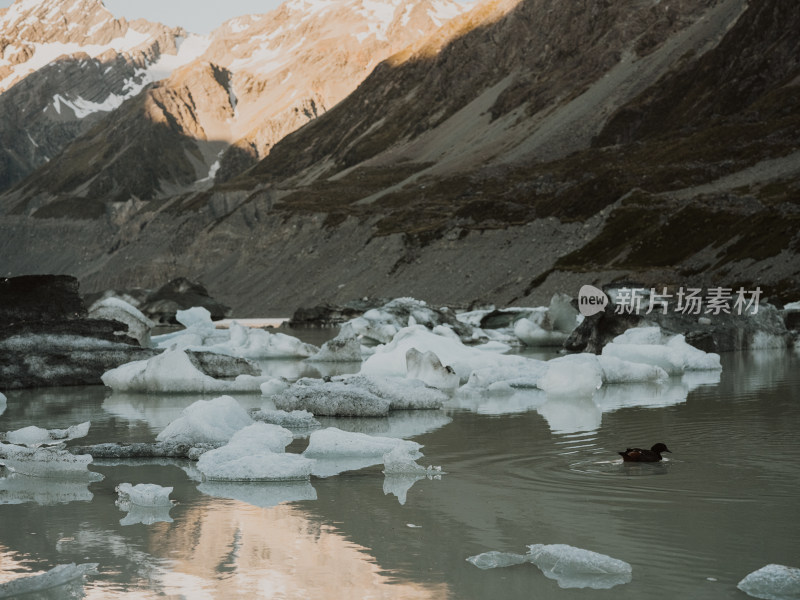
651, 443, 671, 454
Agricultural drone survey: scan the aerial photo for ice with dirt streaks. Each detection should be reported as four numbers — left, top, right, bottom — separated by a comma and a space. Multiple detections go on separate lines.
156, 395, 253, 445
737, 564, 800, 600
197, 422, 314, 481
101, 348, 272, 393
307, 323, 364, 362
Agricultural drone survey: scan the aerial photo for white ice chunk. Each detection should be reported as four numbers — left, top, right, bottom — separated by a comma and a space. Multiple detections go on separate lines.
604, 327, 721, 373
102, 348, 271, 393
156, 396, 254, 444
250, 408, 320, 429
666, 335, 722, 370
538, 354, 603, 397
0, 563, 98, 598
405, 348, 460, 390
203, 322, 319, 360
115, 482, 174, 508
197, 422, 312, 481
307, 323, 363, 362
176, 306, 213, 328
341, 374, 447, 410
602, 342, 685, 375
304, 428, 421, 458
737, 564, 800, 600
2, 421, 90, 447
88, 297, 154, 347
597, 355, 669, 384
0, 444, 101, 480
465, 363, 547, 389
466, 551, 529, 570
514, 317, 569, 347
527, 544, 632, 589
611, 326, 665, 345
382, 445, 442, 476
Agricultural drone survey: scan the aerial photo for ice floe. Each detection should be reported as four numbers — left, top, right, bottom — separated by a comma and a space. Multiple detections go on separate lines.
0, 444, 101, 480
1, 421, 90, 447
602, 326, 721, 374
153, 307, 318, 359
196, 422, 314, 481
0, 563, 98, 599
116, 482, 175, 525
467, 544, 632, 589
527, 544, 632, 589
156, 395, 253, 445
250, 408, 320, 430
737, 564, 800, 600
102, 348, 271, 393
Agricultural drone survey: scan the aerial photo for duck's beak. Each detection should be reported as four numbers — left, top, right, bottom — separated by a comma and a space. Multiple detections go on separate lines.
664, 448, 672, 453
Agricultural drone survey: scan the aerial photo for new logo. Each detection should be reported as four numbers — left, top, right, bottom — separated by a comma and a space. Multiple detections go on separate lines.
578, 285, 608, 317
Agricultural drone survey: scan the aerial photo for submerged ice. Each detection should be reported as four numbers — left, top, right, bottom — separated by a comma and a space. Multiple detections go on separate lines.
0, 563, 98, 598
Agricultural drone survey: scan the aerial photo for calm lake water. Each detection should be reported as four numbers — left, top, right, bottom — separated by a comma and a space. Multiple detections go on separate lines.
1, 331, 798, 599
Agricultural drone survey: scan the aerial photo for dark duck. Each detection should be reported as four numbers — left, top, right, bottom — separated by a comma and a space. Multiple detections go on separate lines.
619, 443, 671, 462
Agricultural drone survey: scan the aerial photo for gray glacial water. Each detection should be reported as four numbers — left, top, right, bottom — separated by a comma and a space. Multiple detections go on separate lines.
0, 340, 798, 599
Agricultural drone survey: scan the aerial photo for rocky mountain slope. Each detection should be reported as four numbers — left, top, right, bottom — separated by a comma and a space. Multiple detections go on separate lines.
1, 0, 465, 209
0, 0, 797, 315
0, 0, 194, 191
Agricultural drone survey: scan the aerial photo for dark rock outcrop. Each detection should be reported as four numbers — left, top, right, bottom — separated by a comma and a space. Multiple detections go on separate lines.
138, 278, 231, 324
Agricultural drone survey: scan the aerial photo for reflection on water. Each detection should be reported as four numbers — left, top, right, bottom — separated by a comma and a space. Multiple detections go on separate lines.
0, 350, 798, 599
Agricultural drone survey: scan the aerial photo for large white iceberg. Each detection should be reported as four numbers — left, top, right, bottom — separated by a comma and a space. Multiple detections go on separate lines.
527, 544, 632, 589
196, 422, 314, 481
102, 348, 271, 393
1, 422, 90, 447
737, 564, 800, 600
156, 396, 254, 444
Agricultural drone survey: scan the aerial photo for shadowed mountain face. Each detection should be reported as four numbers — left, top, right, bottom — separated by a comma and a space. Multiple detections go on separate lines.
0, 0, 798, 314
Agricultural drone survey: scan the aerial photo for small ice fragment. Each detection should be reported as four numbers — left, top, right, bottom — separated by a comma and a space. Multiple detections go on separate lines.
737, 564, 800, 600
466, 551, 529, 570
0, 392, 6, 417
526, 544, 632, 589
382, 446, 441, 475
405, 348, 460, 390
2, 421, 90, 446
304, 428, 421, 458
0, 563, 98, 597
260, 377, 290, 396
115, 482, 174, 508
156, 395, 254, 444
407, 523, 421, 528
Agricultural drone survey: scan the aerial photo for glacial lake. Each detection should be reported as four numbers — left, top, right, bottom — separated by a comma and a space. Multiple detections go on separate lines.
1, 330, 798, 599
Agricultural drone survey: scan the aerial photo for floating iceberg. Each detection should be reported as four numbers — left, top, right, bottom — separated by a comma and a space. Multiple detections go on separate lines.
602, 326, 721, 374
156, 396, 254, 444
154, 307, 318, 359
382, 446, 442, 476
537, 354, 603, 397
405, 348, 460, 390
307, 323, 364, 362
466, 551, 529, 570
1, 421, 90, 447
527, 544, 632, 589
259, 377, 291, 396
0, 444, 101, 480
101, 348, 274, 393
274, 377, 391, 417
345, 374, 447, 410
347, 297, 473, 344
0, 563, 98, 599
197, 422, 314, 481
115, 483, 174, 525
737, 564, 800, 600
69, 441, 220, 460
304, 428, 421, 458
116, 482, 174, 508
464, 363, 548, 390
361, 325, 536, 382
